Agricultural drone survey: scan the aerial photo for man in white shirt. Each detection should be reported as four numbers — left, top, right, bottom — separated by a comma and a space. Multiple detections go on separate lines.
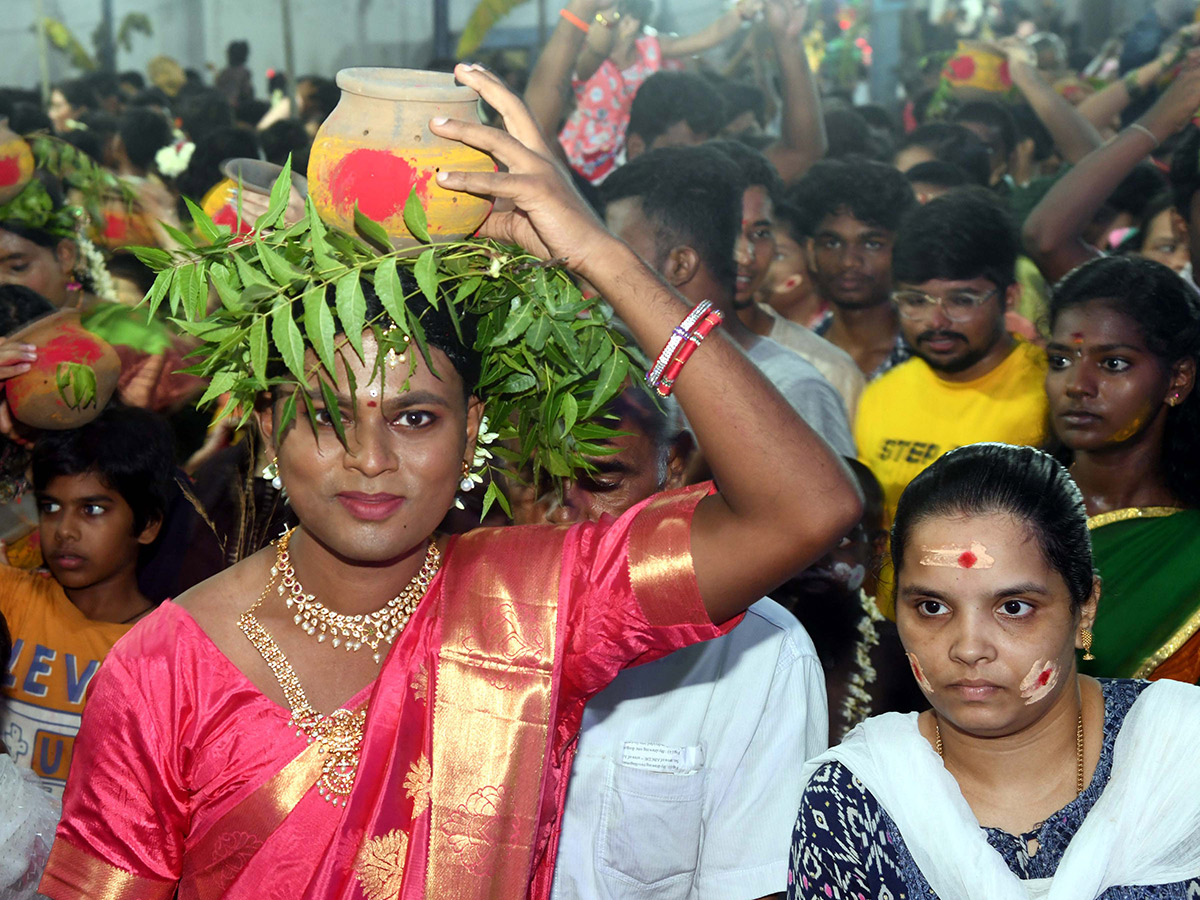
511, 385, 828, 900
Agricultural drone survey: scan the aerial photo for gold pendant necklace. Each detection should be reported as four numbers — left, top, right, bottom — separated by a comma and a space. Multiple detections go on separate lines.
274, 527, 441, 663
935, 708, 1087, 796
238, 530, 440, 805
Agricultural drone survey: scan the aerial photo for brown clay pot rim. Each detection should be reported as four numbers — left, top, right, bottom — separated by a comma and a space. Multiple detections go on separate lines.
334, 67, 479, 103
7, 307, 84, 343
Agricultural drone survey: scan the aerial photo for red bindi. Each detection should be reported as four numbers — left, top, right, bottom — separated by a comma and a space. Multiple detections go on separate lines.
366, 400, 377, 408
958, 551, 977, 568
1071, 332, 1085, 345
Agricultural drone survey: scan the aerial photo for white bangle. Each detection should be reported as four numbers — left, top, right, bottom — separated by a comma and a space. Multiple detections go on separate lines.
1128, 123, 1162, 149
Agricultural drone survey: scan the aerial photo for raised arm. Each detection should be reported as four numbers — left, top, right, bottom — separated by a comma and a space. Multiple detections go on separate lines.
1077, 24, 1200, 129
432, 65, 862, 623
1003, 41, 1103, 165
763, 0, 826, 183
524, 0, 606, 142
1023, 55, 1200, 282
658, 0, 761, 59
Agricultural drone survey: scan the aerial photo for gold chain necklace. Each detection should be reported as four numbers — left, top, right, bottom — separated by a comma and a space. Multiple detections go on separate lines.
935, 709, 1086, 796
238, 531, 441, 805
274, 527, 442, 663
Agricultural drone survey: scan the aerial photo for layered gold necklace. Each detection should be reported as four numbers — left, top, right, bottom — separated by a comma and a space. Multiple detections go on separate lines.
239, 529, 442, 805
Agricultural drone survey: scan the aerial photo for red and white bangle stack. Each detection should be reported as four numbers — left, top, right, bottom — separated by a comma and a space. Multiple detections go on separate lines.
645, 300, 725, 397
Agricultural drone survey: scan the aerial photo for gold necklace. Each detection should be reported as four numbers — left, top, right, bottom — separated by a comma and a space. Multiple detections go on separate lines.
238, 532, 440, 805
274, 527, 442, 663
935, 709, 1086, 796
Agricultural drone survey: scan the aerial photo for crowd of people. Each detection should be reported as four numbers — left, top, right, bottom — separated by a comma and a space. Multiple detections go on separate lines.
1, 0, 1200, 897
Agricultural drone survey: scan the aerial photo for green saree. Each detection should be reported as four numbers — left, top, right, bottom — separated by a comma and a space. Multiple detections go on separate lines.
1083, 507, 1200, 681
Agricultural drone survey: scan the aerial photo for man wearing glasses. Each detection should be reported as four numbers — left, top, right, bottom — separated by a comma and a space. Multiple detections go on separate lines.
854, 188, 1049, 528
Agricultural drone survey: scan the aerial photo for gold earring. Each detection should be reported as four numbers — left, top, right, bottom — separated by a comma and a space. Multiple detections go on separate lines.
1081, 628, 1095, 661
261, 456, 282, 491
459, 460, 475, 493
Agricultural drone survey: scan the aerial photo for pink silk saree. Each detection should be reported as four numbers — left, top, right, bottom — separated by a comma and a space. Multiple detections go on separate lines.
42, 485, 732, 900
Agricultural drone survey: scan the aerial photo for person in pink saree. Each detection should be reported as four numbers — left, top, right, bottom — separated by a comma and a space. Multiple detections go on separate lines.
40, 65, 863, 900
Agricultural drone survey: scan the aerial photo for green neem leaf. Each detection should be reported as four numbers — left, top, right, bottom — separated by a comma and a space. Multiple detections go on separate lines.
498, 372, 537, 393
303, 286, 337, 376
278, 390, 299, 437
249, 315, 269, 383
159, 220, 196, 251
55, 362, 97, 409
489, 302, 535, 347
128, 245, 172, 270
525, 315, 551, 352
353, 205, 392, 251
586, 348, 628, 417
335, 272, 366, 360
183, 196, 223, 244
144, 268, 173, 317
233, 252, 273, 290
480, 478, 511, 521
373, 257, 408, 332
256, 242, 302, 287
271, 302, 307, 381
318, 373, 347, 446
414, 247, 438, 307
197, 368, 240, 407
403, 188, 431, 243
306, 196, 339, 272
256, 155, 294, 231
209, 263, 244, 311
560, 392, 579, 434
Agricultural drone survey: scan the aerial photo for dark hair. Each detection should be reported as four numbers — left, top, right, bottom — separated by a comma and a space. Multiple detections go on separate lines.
823, 108, 874, 160
179, 90, 235, 142
785, 158, 916, 237
119, 108, 175, 172
118, 71, 146, 92
1050, 255, 1200, 507
63, 110, 119, 165
0, 284, 55, 334
891, 443, 1095, 609
259, 118, 312, 170
952, 99, 1019, 159
31, 405, 176, 535
600, 145, 744, 294
128, 87, 172, 111
707, 138, 784, 204
1108, 163, 1168, 220
905, 160, 970, 191
772, 201, 808, 244
893, 186, 1019, 289
1170, 125, 1200, 222
897, 122, 991, 187
1116, 192, 1176, 255
1010, 103, 1054, 162
227, 40, 250, 67
176, 125, 260, 212
304, 78, 341, 123
9, 102, 52, 136
713, 78, 768, 130
628, 72, 726, 147
54, 79, 101, 113
236, 99, 270, 129
856, 103, 897, 138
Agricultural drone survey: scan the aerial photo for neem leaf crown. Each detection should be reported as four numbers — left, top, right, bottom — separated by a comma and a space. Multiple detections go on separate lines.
134, 159, 640, 519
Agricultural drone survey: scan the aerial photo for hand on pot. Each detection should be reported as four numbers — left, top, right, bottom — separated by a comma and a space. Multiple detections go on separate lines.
234, 183, 307, 229
0, 340, 36, 381
431, 64, 612, 273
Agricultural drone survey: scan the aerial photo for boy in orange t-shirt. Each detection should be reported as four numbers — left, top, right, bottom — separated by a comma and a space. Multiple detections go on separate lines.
1, 405, 174, 796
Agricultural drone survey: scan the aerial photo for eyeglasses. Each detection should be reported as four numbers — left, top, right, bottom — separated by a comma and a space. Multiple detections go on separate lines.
892, 287, 999, 322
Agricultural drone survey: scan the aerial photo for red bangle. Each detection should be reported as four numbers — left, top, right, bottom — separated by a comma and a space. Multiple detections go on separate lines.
654, 309, 724, 397
560, 8, 591, 33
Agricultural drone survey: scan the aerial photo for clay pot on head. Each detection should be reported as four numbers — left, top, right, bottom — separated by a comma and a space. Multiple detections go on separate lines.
307, 68, 496, 249
0, 119, 35, 206
943, 41, 1013, 100
5, 310, 121, 430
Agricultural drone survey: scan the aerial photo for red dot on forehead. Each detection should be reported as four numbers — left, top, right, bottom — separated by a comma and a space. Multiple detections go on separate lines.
1072, 332, 1085, 344
958, 551, 977, 568
1037, 668, 1051, 686
366, 400, 377, 408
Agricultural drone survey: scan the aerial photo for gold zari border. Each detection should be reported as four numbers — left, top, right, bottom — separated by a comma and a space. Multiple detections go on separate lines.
1086, 506, 1183, 531
40, 840, 176, 900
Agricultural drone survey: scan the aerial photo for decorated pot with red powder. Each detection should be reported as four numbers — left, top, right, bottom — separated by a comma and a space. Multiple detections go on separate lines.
941, 41, 1013, 99
306, 68, 496, 248
0, 119, 35, 206
5, 310, 120, 430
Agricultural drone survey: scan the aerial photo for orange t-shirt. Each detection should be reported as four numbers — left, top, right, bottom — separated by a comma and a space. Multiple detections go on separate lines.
0, 567, 134, 796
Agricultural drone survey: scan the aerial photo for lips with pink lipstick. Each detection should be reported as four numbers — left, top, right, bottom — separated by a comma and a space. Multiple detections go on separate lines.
336, 491, 405, 521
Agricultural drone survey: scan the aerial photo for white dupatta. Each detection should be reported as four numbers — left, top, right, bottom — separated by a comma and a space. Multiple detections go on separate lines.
801, 680, 1200, 900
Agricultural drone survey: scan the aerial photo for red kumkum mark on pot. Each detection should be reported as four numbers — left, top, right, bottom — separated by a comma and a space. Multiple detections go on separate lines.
330, 149, 433, 222
958, 550, 977, 568
0, 154, 21, 187
38, 334, 106, 367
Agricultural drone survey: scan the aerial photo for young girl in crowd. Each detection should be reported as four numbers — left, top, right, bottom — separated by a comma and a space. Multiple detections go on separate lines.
789, 443, 1200, 898
41, 65, 860, 900
1045, 255, 1200, 682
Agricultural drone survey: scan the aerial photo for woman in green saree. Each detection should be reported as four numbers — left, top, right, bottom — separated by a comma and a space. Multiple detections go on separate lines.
1045, 255, 1200, 682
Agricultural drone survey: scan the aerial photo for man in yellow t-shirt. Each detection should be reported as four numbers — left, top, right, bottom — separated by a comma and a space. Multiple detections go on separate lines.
855, 189, 1049, 528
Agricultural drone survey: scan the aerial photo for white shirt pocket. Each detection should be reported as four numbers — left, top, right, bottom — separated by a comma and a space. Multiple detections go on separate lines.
595, 746, 706, 898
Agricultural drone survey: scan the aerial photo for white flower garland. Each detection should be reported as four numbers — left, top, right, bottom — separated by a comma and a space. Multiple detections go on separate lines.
154, 139, 195, 179
454, 415, 500, 510
839, 589, 886, 740
75, 231, 118, 303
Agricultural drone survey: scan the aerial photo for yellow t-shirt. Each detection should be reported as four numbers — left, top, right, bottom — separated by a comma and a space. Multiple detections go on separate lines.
855, 339, 1049, 528
0, 567, 134, 796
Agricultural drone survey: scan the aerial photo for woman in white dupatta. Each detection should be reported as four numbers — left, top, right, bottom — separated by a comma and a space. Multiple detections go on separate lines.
788, 443, 1200, 900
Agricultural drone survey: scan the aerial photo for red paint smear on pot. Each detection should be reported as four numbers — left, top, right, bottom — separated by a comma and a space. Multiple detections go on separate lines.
38, 334, 105, 367
330, 149, 433, 222
0, 155, 21, 187
958, 551, 977, 568
212, 204, 255, 235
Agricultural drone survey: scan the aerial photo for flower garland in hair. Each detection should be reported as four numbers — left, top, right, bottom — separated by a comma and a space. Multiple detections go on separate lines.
154, 139, 195, 179
839, 590, 886, 740
133, 159, 639, 519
